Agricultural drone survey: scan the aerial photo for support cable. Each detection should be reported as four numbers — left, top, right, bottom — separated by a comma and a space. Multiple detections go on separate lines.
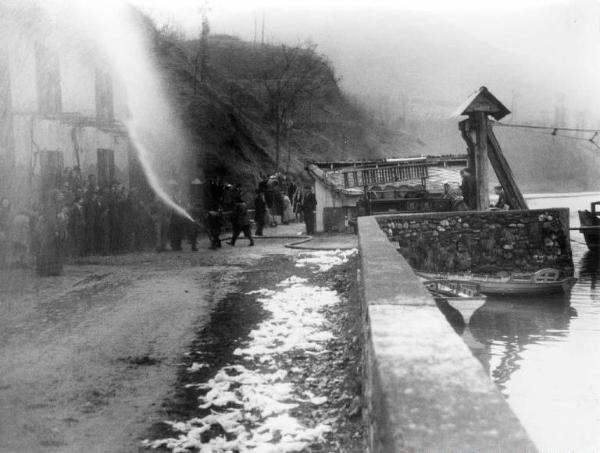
492, 120, 600, 151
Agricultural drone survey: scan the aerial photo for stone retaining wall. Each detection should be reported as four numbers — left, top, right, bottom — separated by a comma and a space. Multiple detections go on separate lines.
358, 215, 537, 453
377, 209, 573, 275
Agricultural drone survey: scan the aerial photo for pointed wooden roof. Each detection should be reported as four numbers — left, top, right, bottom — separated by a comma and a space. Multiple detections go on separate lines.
453, 86, 511, 120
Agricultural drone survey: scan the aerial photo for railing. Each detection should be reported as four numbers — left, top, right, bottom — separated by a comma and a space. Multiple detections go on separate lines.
342, 163, 428, 188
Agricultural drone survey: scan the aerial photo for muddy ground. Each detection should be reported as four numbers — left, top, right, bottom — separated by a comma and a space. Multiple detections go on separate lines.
0, 226, 361, 453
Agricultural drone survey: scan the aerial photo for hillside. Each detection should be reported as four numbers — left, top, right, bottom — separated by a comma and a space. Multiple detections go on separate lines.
142, 9, 600, 195
148, 27, 423, 190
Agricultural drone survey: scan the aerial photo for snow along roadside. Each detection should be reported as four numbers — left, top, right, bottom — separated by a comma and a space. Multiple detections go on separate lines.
143, 249, 357, 453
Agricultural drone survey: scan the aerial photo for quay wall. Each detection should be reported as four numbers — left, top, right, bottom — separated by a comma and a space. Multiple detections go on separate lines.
358, 215, 537, 453
377, 208, 573, 275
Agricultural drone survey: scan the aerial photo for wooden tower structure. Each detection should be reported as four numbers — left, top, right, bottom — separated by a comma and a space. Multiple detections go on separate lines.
455, 86, 527, 211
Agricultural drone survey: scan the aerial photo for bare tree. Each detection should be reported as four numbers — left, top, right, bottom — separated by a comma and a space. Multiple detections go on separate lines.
251, 42, 335, 171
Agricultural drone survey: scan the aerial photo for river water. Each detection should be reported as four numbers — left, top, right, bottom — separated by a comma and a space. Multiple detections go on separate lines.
464, 192, 600, 452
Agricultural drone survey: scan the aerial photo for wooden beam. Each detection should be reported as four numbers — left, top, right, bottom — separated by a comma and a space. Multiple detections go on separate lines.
486, 126, 528, 210
474, 112, 489, 210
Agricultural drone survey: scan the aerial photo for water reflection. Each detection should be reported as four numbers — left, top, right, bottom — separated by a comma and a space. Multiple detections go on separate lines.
467, 295, 576, 395
452, 195, 600, 451
579, 250, 600, 290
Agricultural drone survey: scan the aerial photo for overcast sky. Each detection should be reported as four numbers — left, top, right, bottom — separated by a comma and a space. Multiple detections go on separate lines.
133, 0, 570, 33
129, 0, 600, 123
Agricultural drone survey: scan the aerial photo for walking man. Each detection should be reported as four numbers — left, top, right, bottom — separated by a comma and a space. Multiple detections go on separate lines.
206, 209, 223, 250
302, 185, 317, 235
228, 195, 254, 246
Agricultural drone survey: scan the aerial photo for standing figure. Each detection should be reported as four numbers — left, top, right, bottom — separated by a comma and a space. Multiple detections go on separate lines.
228, 196, 254, 246
149, 196, 169, 252
35, 190, 68, 276
460, 168, 476, 210
302, 185, 317, 235
254, 190, 266, 236
282, 193, 294, 225
169, 211, 187, 251
10, 210, 31, 267
206, 209, 223, 249
442, 182, 468, 212
493, 185, 510, 210
68, 195, 85, 257
293, 187, 303, 221
187, 202, 203, 251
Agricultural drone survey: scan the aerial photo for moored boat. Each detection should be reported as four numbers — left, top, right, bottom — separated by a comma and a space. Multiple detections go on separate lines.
423, 279, 487, 324
418, 267, 577, 296
577, 202, 600, 251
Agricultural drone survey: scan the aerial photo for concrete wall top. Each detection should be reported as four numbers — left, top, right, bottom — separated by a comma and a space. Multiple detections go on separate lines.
358, 215, 537, 453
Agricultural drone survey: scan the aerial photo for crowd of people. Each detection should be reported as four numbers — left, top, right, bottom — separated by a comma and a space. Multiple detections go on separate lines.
0, 169, 318, 275
0, 168, 182, 274
203, 174, 317, 249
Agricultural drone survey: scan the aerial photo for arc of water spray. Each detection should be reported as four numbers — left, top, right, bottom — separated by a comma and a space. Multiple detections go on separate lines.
126, 121, 194, 223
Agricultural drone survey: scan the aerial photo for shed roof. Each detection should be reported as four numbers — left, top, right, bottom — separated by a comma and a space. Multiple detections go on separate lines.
452, 86, 511, 120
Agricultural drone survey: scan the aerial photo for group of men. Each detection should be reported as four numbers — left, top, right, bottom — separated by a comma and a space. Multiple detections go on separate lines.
204, 182, 318, 250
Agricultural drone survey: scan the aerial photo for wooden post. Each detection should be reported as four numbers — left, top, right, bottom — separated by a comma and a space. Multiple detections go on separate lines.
473, 111, 489, 210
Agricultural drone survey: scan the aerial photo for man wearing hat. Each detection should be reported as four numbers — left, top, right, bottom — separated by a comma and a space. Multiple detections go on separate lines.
302, 185, 317, 235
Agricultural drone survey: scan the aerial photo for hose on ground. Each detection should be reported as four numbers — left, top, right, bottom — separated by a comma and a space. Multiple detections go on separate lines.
220, 233, 356, 251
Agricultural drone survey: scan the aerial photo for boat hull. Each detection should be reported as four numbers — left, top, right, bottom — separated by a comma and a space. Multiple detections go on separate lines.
418, 272, 576, 296
578, 210, 600, 251
423, 279, 486, 324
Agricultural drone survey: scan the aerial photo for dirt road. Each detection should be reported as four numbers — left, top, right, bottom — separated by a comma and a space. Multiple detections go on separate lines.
0, 258, 228, 453
0, 228, 357, 453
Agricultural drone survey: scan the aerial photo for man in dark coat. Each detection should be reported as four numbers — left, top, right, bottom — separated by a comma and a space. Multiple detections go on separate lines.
493, 185, 510, 210
460, 168, 477, 210
206, 209, 223, 249
302, 185, 317, 235
254, 189, 266, 236
149, 196, 169, 252
187, 202, 203, 251
228, 195, 254, 246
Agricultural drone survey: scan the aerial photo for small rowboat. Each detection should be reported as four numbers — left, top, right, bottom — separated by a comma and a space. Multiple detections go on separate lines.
423, 279, 486, 324
417, 268, 576, 296
576, 202, 600, 251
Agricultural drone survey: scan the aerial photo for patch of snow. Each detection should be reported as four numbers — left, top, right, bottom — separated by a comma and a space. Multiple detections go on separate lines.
187, 363, 209, 372
144, 273, 341, 452
295, 249, 357, 272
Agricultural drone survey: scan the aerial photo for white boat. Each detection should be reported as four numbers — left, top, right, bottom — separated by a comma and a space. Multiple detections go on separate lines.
423, 279, 486, 324
418, 268, 576, 296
